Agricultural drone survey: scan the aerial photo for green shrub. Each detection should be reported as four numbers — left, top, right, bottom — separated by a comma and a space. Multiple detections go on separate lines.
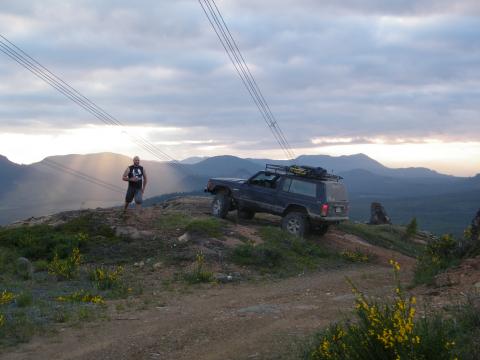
56, 289, 105, 305
406, 217, 418, 237
304, 261, 465, 360
15, 292, 33, 308
183, 252, 214, 284
48, 248, 81, 280
337, 222, 424, 257
341, 249, 370, 263
414, 234, 459, 285
89, 266, 123, 290
231, 227, 333, 273
33, 259, 49, 272
0, 247, 18, 274
0, 226, 89, 261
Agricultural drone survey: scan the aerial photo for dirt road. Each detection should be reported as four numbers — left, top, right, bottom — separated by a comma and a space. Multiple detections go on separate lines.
4, 263, 412, 360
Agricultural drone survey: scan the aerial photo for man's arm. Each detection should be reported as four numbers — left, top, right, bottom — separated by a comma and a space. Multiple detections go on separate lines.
142, 169, 147, 192
122, 167, 131, 182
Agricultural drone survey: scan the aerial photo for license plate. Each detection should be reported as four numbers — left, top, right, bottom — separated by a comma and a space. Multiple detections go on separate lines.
335, 207, 342, 213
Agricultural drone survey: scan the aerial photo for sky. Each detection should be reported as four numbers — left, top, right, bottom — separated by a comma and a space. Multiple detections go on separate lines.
0, 0, 479, 176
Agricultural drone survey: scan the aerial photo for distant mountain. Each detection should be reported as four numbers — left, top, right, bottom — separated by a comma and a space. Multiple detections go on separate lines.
249, 153, 456, 179
0, 152, 478, 236
187, 155, 262, 178
180, 156, 209, 165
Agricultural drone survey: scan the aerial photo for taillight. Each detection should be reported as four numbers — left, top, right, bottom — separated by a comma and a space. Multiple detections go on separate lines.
321, 204, 329, 216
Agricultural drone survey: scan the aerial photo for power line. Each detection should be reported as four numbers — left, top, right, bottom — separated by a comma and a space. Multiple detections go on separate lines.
40, 159, 125, 194
0, 34, 182, 165
198, 0, 296, 160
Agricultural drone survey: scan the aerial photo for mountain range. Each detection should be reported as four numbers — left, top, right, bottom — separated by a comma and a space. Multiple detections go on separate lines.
1, 152, 478, 235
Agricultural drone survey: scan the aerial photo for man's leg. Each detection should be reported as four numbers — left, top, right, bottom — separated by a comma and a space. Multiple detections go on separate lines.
124, 187, 135, 211
134, 189, 143, 211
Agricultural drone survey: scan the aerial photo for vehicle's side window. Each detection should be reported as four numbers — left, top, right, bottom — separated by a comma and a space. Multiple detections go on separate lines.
282, 178, 292, 192
249, 173, 279, 188
286, 179, 316, 197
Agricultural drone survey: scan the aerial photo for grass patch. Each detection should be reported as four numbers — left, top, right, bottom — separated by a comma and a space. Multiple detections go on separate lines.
156, 212, 192, 231
336, 222, 424, 257
156, 212, 223, 238
0, 213, 117, 265
230, 227, 338, 275
185, 218, 222, 237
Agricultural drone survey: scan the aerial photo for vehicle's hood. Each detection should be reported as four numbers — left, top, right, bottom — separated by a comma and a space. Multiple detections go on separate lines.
211, 178, 246, 183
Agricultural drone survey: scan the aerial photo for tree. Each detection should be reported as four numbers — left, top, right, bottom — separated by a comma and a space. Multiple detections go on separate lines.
406, 217, 418, 237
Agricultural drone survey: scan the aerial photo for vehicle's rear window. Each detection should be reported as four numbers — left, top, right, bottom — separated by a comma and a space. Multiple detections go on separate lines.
325, 182, 348, 202
282, 178, 317, 198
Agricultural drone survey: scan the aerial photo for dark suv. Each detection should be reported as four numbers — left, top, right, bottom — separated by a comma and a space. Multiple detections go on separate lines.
205, 164, 349, 236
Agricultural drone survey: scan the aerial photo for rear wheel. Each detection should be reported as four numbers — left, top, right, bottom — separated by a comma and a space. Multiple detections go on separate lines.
281, 211, 309, 237
237, 208, 255, 220
211, 192, 231, 218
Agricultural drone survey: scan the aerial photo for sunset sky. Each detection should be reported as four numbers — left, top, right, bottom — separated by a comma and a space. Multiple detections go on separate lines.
0, 0, 479, 176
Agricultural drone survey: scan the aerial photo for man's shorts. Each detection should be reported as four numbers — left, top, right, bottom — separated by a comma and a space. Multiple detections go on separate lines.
125, 187, 143, 204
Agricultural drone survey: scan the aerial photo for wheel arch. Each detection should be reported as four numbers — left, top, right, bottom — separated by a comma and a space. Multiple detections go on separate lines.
282, 204, 308, 217
212, 186, 231, 196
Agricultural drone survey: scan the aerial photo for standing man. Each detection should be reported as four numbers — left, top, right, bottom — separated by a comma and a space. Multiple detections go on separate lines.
123, 156, 147, 211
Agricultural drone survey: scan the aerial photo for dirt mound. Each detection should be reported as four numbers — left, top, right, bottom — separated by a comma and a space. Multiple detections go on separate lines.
418, 255, 480, 304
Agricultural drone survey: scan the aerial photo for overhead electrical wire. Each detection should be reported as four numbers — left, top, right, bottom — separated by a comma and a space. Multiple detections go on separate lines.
198, 0, 296, 160
40, 159, 125, 194
0, 34, 181, 165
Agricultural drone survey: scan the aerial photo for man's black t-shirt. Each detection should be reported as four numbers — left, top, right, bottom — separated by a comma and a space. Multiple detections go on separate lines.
128, 165, 144, 189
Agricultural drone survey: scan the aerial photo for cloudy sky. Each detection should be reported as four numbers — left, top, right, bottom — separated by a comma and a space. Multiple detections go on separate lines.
0, 0, 479, 175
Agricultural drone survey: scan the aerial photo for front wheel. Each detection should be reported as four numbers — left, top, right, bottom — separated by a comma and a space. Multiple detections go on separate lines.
281, 211, 309, 237
211, 193, 231, 218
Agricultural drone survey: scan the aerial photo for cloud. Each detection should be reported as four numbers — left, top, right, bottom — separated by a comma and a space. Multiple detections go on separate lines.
0, 1, 478, 174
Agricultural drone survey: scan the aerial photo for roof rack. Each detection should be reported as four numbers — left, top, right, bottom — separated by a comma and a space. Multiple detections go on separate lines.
265, 164, 342, 181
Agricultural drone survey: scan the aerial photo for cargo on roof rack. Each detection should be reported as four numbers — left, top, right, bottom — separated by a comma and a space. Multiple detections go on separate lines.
265, 164, 342, 181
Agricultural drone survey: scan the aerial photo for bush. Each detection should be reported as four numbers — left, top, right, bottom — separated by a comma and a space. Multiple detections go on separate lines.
56, 289, 104, 305
48, 248, 81, 280
89, 266, 123, 290
183, 252, 214, 284
15, 292, 33, 308
414, 234, 459, 285
231, 227, 332, 273
406, 217, 418, 237
305, 261, 463, 360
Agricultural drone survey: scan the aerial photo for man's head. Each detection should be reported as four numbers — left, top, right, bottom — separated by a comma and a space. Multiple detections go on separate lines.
133, 156, 140, 166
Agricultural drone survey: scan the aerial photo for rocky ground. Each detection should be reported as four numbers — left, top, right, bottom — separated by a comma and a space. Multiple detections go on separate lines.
2, 197, 480, 360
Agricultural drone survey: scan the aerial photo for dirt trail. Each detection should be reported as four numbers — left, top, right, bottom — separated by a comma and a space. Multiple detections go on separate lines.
4, 263, 413, 360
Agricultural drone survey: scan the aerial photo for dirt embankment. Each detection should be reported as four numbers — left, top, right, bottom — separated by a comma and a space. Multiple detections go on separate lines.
3, 197, 479, 360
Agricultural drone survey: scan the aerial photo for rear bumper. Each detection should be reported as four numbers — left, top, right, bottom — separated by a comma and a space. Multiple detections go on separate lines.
308, 213, 349, 223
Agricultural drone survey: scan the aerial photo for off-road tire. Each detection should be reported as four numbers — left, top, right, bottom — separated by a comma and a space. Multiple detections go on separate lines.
237, 208, 255, 220
281, 211, 309, 237
211, 192, 230, 218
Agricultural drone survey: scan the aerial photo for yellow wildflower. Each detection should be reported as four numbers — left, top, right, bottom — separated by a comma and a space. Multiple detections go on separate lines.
0, 290, 15, 305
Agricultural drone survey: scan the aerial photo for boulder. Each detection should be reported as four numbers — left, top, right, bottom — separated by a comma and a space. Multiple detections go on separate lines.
16, 257, 34, 279
369, 202, 392, 225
